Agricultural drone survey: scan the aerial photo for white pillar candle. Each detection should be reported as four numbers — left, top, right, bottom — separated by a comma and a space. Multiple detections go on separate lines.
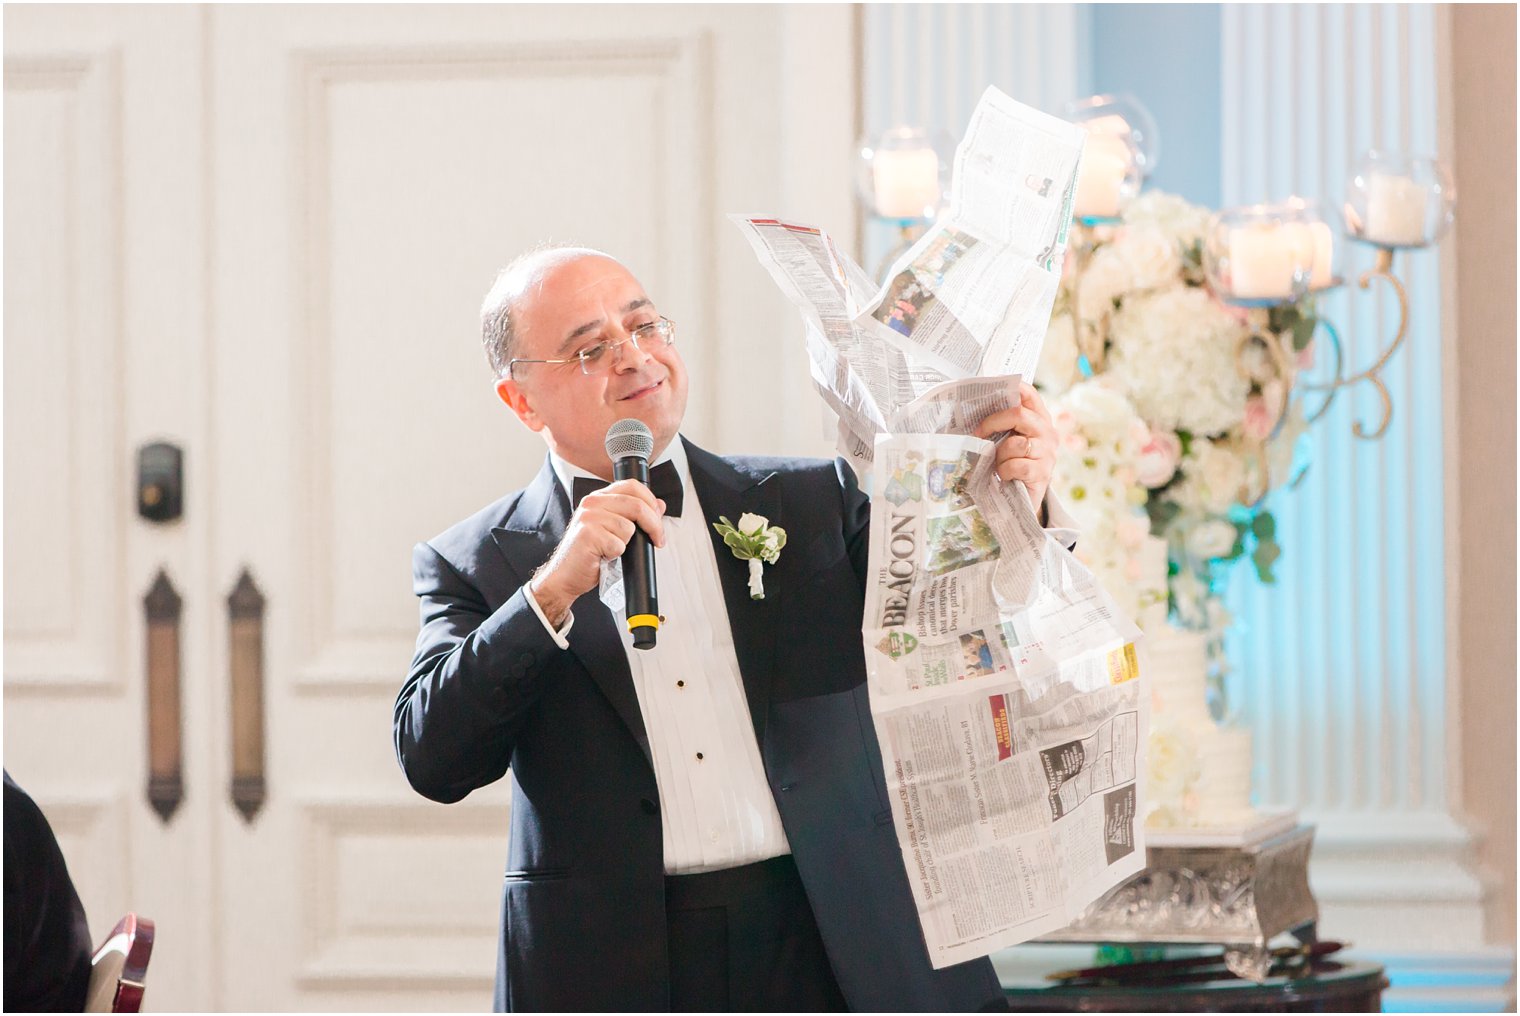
872, 148, 941, 220
1074, 133, 1131, 219
1364, 172, 1429, 246
1085, 113, 1135, 137
1303, 221, 1334, 287
1228, 224, 1312, 299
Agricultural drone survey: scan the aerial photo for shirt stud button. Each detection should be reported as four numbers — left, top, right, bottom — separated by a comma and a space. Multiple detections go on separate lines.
695, 752, 704, 761
676, 680, 685, 688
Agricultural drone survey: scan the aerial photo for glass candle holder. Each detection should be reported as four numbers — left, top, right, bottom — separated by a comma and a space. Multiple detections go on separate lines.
1342, 151, 1456, 249
1284, 197, 1340, 291
1063, 94, 1157, 225
1205, 202, 1319, 307
856, 127, 952, 224
1065, 92, 1161, 175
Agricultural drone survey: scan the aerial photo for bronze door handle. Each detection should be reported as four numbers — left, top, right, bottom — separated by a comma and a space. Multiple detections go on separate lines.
144, 570, 184, 822
227, 569, 266, 822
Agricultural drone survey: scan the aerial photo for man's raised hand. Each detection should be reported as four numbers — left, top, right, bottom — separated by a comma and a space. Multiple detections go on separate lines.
976, 381, 1058, 518
529, 480, 666, 625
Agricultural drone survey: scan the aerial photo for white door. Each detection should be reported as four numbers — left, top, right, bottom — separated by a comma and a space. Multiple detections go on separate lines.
6, 4, 855, 1010
4, 5, 220, 1009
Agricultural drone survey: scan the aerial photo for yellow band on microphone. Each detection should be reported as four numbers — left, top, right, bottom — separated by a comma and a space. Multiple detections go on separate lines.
626, 614, 660, 631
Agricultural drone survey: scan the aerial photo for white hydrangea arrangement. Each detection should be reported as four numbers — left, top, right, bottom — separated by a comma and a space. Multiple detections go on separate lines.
1039, 191, 1317, 638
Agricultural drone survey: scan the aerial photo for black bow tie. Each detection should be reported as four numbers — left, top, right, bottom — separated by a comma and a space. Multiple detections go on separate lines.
571, 460, 684, 518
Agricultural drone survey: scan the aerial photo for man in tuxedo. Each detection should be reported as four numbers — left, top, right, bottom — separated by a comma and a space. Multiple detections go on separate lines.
394, 247, 1069, 1012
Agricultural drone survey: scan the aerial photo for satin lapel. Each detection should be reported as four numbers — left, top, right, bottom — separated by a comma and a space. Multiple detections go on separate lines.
683, 439, 779, 748
490, 457, 651, 768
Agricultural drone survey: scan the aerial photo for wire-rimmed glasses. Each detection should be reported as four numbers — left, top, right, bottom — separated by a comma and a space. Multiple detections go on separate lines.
509, 317, 675, 378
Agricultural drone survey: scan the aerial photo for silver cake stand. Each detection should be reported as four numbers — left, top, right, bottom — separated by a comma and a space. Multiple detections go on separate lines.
1037, 816, 1319, 981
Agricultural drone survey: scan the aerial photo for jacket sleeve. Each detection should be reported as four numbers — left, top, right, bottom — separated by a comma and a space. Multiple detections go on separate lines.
836, 458, 873, 593
392, 540, 560, 803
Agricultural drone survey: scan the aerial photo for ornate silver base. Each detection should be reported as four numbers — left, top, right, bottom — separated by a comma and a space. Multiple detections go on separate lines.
1038, 824, 1319, 981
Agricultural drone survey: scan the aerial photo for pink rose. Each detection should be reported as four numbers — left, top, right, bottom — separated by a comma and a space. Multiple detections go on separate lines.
1136, 430, 1182, 488
1243, 396, 1274, 441
1243, 381, 1286, 442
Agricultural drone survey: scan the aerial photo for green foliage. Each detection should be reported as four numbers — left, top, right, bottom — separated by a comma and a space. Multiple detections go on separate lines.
1268, 302, 1320, 353
1251, 511, 1276, 541
1147, 498, 1181, 533
1252, 539, 1282, 584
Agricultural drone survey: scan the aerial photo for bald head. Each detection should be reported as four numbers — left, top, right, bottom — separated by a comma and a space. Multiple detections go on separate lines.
486, 249, 688, 476
481, 245, 617, 378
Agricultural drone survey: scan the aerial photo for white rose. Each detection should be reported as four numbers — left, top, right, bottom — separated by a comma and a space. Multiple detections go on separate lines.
737, 512, 768, 534
1076, 245, 1131, 324
1063, 379, 1136, 436
1185, 518, 1238, 560
1178, 441, 1247, 514
1110, 224, 1182, 291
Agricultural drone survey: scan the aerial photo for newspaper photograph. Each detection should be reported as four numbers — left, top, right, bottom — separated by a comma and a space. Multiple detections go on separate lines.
735, 85, 1149, 968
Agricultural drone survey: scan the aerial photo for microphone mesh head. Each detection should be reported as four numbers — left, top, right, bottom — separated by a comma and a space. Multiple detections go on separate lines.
605, 419, 655, 461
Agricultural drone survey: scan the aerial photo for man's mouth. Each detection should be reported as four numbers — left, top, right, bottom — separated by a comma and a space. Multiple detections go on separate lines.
618, 378, 665, 401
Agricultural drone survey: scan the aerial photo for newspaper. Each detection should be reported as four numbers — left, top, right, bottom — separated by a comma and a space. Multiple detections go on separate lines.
865, 434, 1145, 966
734, 86, 1147, 968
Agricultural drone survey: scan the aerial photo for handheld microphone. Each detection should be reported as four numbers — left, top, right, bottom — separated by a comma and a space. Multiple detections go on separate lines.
605, 419, 659, 650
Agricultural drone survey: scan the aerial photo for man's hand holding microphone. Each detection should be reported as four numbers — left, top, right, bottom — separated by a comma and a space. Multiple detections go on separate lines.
528, 421, 666, 647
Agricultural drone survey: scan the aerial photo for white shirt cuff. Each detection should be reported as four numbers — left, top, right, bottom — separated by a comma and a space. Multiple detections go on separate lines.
1041, 488, 1080, 551
524, 583, 575, 650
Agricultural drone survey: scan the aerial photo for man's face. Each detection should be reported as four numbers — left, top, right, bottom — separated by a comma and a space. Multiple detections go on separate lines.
494, 255, 689, 477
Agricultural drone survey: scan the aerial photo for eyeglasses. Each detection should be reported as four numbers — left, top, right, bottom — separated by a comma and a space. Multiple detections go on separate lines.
509, 318, 676, 378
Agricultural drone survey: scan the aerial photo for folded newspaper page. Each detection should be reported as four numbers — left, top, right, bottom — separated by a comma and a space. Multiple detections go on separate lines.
734, 86, 1148, 968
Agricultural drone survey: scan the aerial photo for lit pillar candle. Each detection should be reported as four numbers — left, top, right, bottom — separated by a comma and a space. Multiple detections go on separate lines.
1073, 133, 1132, 219
1364, 172, 1429, 246
872, 148, 941, 220
1300, 221, 1334, 288
1228, 224, 1312, 299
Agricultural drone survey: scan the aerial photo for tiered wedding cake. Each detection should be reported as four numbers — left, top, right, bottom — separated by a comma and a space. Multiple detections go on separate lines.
1131, 536, 1264, 832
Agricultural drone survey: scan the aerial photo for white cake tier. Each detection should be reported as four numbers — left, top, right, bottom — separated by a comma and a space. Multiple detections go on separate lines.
1146, 624, 1211, 725
1141, 622, 1261, 832
1195, 725, 1255, 817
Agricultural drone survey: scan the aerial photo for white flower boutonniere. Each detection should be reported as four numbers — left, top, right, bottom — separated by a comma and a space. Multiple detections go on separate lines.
712, 512, 787, 599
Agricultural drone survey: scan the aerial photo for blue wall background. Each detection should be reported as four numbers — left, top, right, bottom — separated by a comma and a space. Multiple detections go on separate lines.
1089, 4, 1223, 208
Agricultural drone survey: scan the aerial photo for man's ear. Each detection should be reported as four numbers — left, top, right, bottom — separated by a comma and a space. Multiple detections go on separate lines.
494, 376, 545, 432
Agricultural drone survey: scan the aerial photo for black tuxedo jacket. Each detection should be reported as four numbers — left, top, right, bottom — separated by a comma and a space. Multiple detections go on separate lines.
394, 439, 1003, 1012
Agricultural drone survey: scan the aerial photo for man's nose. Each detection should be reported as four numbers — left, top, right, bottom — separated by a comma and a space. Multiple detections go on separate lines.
613, 332, 655, 372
